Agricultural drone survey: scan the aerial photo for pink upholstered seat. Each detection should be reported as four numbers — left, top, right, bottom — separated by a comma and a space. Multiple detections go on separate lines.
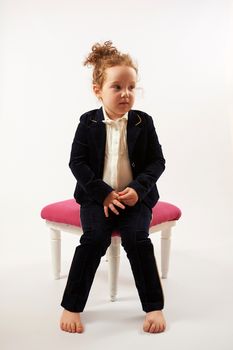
40, 198, 182, 284
40, 199, 181, 230
41, 199, 82, 227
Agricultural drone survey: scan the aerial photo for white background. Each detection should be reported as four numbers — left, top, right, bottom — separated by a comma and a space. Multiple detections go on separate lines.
1, 0, 233, 348
0, 0, 233, 350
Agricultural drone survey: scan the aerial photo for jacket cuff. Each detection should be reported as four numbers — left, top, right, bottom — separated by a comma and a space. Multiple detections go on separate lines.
86, 181, 114, 205
127, 181, 146, 202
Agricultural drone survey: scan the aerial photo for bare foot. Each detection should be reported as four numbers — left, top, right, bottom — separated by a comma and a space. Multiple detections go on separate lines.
60, 309, 84, 333
143, 310, 166, 333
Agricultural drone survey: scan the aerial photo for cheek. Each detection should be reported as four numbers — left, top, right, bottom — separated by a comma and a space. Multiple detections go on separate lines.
130, 94, 135, 101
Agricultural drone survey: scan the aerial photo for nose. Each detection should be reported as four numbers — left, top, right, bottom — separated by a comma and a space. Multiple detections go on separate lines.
121, 89, 129, 98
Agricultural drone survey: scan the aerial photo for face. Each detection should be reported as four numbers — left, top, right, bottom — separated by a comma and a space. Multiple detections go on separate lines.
93, 65, 137, 120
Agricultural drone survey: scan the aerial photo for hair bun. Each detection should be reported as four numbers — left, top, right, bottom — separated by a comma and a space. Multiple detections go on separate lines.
83, 40, 138, 88
83, 40, 119, 67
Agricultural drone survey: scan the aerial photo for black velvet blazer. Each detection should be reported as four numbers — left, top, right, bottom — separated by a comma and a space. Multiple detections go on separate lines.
69, 106, 166, 209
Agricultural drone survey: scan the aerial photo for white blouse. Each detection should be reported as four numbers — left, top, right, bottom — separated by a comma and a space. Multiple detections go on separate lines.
102, 106, 133, 192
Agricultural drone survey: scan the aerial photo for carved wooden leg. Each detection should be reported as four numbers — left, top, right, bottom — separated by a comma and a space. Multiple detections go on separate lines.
161, 227, 172, 279
50, 227, 61, 279
108, 236, 121, 301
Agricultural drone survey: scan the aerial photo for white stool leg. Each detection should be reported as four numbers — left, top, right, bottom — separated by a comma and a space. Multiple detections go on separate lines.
161, 227, 172, 279
105, 247, 109, 262
108, 236, 121, 302
50, 227, 61, 279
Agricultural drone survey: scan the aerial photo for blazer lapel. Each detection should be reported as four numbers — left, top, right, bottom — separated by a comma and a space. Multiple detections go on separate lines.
89, 107, 142, 169
127, 110, 142, 159
89, 107, 106, 171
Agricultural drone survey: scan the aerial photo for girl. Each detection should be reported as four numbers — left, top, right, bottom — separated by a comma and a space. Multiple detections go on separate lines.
60, 41, 166, 334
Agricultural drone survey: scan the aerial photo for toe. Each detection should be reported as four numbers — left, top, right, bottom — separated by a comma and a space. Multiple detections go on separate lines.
70, 322, 76, 333
158, 322, 166, 333
143, 320, 151, 332
76, 323, 84, 333
63, 323, 69, 332
68, 324, 73, 332
149, 324, 156, 333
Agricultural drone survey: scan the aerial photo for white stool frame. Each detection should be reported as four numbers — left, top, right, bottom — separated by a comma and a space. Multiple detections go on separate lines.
45, 220, 176, 301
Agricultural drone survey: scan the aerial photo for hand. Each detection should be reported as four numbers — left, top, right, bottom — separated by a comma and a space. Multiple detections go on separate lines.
117, 187, 139, 206
103, 191, 125, 217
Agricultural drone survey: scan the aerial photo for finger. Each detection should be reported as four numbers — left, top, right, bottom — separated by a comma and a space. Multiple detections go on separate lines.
113, 199, 125, 209
104, 206, 109, 217
118, 191, 126, 196
124, 201, 134, 206
117, 193, 130, 200
118, 188, 129, 195
109, 203, 119, 215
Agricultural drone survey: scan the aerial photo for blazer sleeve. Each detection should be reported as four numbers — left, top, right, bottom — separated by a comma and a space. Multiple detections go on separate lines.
128, 115, 166, 201
69, 116, 114, 205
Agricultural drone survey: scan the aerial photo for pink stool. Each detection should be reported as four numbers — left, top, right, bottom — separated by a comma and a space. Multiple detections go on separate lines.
41, 199, 181, 301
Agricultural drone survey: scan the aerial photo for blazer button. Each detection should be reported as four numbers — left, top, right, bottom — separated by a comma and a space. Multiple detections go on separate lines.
132, 162, 135, 167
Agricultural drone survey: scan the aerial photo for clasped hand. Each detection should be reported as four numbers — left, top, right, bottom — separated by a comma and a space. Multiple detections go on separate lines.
103, 187, 139, 218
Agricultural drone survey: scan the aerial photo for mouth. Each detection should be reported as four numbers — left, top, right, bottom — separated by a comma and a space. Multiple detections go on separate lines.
119, 102, 129, 105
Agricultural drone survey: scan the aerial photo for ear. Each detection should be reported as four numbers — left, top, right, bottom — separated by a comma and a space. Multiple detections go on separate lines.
93, 84, 102, 100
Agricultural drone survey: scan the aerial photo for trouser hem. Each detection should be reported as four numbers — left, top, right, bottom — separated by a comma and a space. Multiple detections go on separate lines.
60, 302, 85, 313
142, 303, 164, 313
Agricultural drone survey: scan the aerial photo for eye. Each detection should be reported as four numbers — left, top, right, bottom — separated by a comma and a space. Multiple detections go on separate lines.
113, 85, 121, 90
129, 85, 135, 90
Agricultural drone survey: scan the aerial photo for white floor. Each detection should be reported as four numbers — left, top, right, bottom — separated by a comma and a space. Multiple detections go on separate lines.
1, 227, 233, 350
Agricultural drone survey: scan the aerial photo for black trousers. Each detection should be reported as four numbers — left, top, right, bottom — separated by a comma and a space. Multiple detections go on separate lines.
60, 201, 164, 313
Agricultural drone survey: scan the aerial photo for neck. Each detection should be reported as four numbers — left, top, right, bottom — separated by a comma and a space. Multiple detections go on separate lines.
103, 107, 126, 121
